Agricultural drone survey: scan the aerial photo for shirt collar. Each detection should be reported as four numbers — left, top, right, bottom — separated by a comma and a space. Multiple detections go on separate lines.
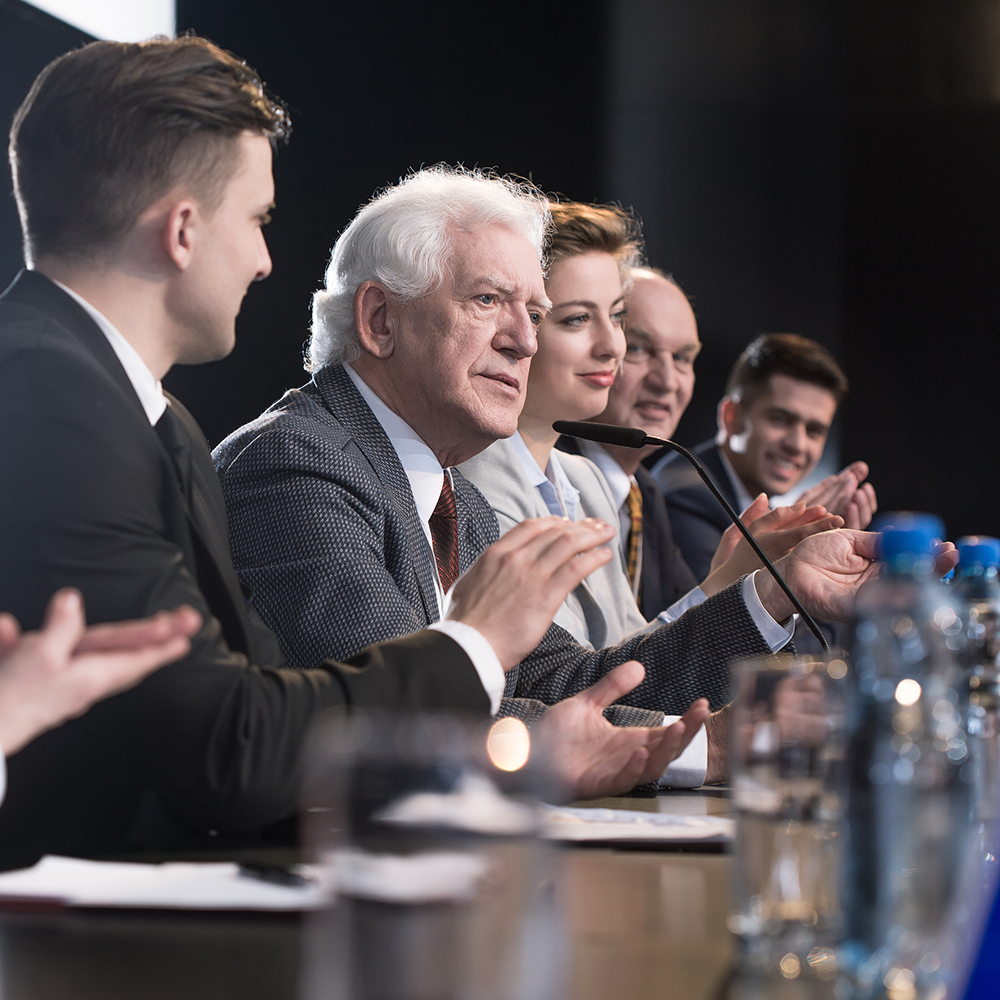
719, 446, 759, 514
509, 431, 579, 520
50, 278, 167, 426
344, 363, 445, 528
577, 438, 633, 511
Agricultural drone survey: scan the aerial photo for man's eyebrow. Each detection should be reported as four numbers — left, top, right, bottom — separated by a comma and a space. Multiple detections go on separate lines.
768, 406, 829, 427
481, 275, 514, 294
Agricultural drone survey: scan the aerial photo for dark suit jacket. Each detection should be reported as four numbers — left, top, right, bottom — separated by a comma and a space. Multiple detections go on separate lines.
0, 271, 488, 870
215, 364, 778, 725
556, 437, 700, 622
652, 440, 736, 582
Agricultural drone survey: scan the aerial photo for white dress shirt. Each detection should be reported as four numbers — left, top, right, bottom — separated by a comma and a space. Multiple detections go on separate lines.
51, 279, 167, 426
508, 432, 580, 520
344, 365, 506, 714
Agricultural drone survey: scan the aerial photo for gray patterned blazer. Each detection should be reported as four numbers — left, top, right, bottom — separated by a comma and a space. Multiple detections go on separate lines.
214, 364, 776, 720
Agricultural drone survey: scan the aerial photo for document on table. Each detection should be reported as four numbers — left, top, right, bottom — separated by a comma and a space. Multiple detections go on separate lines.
540, 805, 734, 844
0, 855, 332, 911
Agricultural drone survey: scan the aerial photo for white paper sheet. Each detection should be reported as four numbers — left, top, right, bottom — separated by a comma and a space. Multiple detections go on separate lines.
540, 805, 734, 843
0, 855, 331, 911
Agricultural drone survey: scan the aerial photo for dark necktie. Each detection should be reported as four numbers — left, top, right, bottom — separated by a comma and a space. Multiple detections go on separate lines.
429, 475, 460, 593
155, 405, 192, 501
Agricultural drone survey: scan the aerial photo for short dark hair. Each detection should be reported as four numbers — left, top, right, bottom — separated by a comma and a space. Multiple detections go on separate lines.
726, 333, 849, 407
9, 35, 290, 265
546, 201, 643, 276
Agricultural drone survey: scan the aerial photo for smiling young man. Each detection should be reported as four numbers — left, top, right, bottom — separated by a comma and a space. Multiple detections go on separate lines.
653, 333, 877, 581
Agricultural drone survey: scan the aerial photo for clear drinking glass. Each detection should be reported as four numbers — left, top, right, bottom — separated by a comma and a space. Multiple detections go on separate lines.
299, 710, 565, 1000
727, 653, 849, 982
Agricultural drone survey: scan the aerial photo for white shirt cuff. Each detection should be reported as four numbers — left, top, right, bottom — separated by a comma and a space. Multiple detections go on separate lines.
745, 571, 795, 652
658, 718, 708, 788
656, 585, 707, 625
428, 619, 506, 715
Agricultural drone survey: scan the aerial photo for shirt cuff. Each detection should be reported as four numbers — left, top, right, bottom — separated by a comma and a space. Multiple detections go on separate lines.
745, 571, 795, 652
428, 619, 505, 715
658, 718, 708, 788
656, 585, 707, 625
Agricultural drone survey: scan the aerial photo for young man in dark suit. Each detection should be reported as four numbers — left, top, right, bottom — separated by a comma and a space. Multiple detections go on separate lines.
0, 37, 703, 869
653, 333, 878, 581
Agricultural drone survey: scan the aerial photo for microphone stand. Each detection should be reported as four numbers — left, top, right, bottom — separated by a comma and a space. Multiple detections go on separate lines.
553, 420, 831, 652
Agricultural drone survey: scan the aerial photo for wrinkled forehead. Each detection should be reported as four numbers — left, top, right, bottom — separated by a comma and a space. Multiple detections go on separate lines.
444, 224, 547, 297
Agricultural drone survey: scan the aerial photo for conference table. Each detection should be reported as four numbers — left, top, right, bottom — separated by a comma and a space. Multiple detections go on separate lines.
0, 789, 831, 1000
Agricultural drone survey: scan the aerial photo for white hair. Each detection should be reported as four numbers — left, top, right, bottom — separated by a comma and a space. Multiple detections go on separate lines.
307, 165, 550, 371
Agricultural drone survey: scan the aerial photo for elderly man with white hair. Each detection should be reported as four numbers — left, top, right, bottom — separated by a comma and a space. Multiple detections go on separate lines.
215, 166, 878, 786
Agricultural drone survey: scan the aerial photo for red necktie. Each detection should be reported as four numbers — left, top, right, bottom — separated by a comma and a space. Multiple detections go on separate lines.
429, 475, 460, 593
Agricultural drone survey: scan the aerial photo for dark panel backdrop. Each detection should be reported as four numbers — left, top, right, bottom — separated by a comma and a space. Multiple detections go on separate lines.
2, 0, 999, 536
166, 0, 614, 447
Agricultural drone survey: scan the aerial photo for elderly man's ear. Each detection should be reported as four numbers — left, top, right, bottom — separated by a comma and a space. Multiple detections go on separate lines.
354, 280, 395, 359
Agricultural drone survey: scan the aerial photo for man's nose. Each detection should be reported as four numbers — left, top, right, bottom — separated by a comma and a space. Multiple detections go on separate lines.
496, 305, 538, 359
783, 422, 807, 453
255, 230, 273, 282
644, 351, 677, 392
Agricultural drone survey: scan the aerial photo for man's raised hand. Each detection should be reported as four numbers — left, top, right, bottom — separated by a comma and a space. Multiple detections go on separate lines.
703, 496, 843, 595
533, 660, 711, 800
798, 461, 878, 530
755, 528, 880, 624
447, 517, 616, 671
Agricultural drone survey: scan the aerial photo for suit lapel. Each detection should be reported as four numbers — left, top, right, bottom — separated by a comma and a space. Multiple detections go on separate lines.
700, 444, 741, 525
163, 395, 255, 657
315, 364, 440, 622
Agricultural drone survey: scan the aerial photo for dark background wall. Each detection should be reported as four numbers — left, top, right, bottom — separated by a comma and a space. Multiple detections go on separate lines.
2, 0, 998, 537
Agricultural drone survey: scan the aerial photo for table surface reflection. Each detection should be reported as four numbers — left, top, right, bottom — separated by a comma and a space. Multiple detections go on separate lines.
0, 789, 795, 1000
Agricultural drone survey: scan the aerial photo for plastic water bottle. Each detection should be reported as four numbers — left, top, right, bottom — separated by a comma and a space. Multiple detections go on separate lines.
842, 513, 973, 999
954, 537, 1000, 845
952, 538, 1000, 974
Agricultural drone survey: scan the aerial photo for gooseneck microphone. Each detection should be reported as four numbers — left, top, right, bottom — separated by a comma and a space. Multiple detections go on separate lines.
553, 420, 830, 652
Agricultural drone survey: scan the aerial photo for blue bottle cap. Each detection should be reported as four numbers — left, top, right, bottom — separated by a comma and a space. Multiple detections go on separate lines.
874, 512, 944, 563
957, 536, 1000, 569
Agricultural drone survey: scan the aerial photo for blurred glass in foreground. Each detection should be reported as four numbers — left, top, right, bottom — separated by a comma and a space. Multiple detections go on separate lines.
300, 710, 565, 1000
728, 652, 849, 981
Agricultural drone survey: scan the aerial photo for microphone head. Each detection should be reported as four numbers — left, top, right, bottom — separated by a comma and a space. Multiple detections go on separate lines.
552, 420, 648, 449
